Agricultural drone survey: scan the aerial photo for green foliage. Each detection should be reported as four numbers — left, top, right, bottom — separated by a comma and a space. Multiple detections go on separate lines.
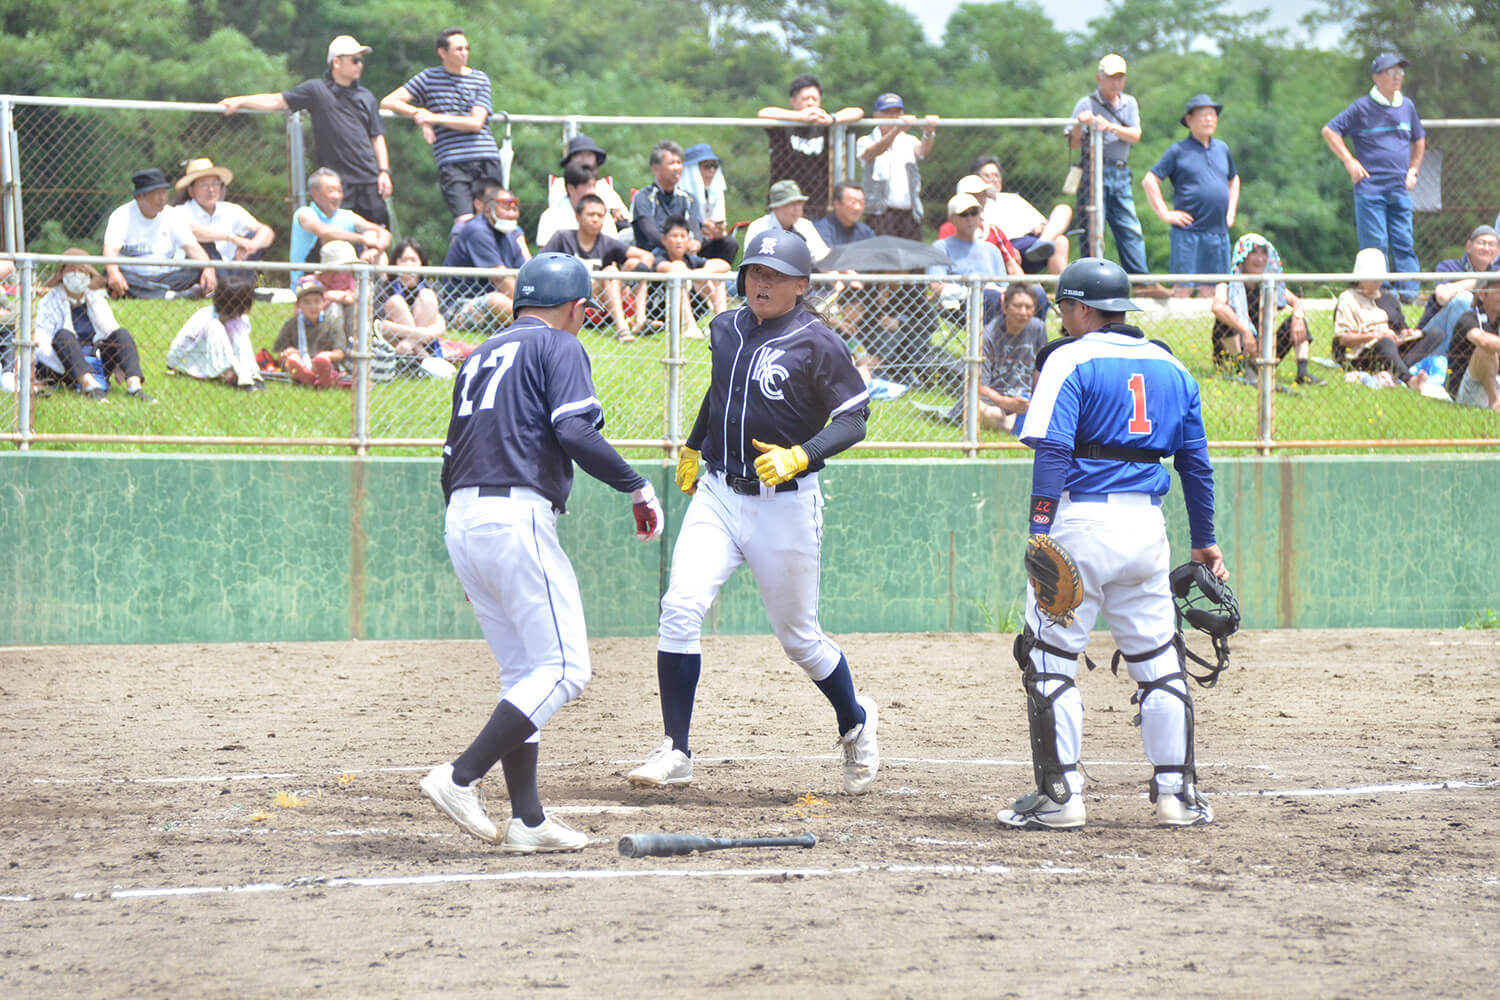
1462, 607, 1500, 629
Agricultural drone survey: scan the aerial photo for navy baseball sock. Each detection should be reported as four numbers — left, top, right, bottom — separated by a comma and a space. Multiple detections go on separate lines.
499, 742, 545, 827
814, 655, 866, 736
657, 650, 701, 755
452, 699, 537, 787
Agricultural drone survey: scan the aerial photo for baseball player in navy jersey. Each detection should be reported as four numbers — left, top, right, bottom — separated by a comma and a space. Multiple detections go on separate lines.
625, 231, 881, 794
998, 257, 1228, 831
420, 252, 664, 853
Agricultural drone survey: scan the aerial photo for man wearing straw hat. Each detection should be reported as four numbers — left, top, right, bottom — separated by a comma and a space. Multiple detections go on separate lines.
176, 158, 274, 263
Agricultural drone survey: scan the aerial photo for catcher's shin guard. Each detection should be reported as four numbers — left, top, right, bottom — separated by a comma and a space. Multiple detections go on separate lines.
1013, 626, 1081, 804
1123, 637, 1199, 803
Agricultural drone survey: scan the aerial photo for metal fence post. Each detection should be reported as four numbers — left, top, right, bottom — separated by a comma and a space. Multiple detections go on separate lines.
354, 266, 371, 455
963, 275, 984, 457
1088, 128, 1104, 259
1256, 273, 1275, 455
286, 111, 307, 219
665, 275, 682, 451
0, 98, 15, 253
16, 257, 33, 449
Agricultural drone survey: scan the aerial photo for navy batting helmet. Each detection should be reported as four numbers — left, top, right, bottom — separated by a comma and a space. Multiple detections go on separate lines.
736, 228, 812, 296
513, 252, 601, 312
1055, 257, 1140, 312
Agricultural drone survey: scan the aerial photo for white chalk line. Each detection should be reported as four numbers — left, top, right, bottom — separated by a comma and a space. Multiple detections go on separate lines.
28, 757, 1272, 787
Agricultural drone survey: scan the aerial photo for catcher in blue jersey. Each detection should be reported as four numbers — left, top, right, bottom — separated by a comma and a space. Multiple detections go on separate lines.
420, 253, 664, 853
999, 257, 1230, 832
625, 231, 881, 794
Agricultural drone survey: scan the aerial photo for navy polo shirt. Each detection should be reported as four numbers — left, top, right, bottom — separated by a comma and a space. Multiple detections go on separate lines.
1150, 136, 1237, 233
1325, 95, 1424, 194
444, 215, 527, 300
813, 215, 875, 247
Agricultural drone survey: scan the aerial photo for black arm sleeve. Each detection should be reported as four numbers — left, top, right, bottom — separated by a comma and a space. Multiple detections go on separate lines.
555, 414, 647, 494
801, 407, 867, 464
684, 392, 710, 451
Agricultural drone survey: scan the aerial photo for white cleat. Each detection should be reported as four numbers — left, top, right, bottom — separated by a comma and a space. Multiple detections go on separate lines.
627, 738, 693, 787
839, 697, 880, 794
1155, 789, 1214, 827
996, 789, 1086, 831
419, 763, 500, 843
500, 815, 589, 854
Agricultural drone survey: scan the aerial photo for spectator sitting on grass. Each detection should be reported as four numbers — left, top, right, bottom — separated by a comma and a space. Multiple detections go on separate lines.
1209, 233, 1323, 386
541, 194, 652, 341
275, 277, 348, 389
290, 167, 391, 280
166, 275, 261, 390
444, 180, 529, 329
376, 238, 447, 356
742, 180, 831, 265
1332, 247, 1440, 390
34, 248, 154, 402
175, 158, 274, 263
1414, 224, 1500, 355
813, 182, 876, 248
1442, 277, 1500, 410
977, 283, 1048, 433
103, 167, 215, 300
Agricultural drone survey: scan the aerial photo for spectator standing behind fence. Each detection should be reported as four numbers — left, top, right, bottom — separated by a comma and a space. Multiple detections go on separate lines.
290, 168, 391, 280
1444, 277, 1500, 410
275, 277, 348, 389
380, 28, 501, 222
102, 168, 215, 299
166, 277, 262, 390
652, 215, 730, 338
1143, 95, 1239, 297
978, 284, 1048, 433
758, 74, 863, 220
813, 182, 875, 248
856, 93, 937, 241
548, 135, 630, 225
1209, 233, 1323, 386
1333, 247, 1440, 390
34, 249, 155, 403
680, 144, 738, 265
445, 181, 529, 327
1321, 54, 1425, 303
742, 180, 831, 264
175, 158, 273, 264
1067, 54, 1150, 277
376, 239, 448, 356
221, 35, 392, 227
1414, 225, 1500, 355
631, 141, 704, 256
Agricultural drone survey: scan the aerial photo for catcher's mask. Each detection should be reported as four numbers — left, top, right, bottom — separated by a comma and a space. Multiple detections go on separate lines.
1169, 560, 1240, 686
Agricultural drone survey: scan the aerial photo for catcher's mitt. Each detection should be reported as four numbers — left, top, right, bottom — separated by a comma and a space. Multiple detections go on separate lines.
1025, 534, 1084, 627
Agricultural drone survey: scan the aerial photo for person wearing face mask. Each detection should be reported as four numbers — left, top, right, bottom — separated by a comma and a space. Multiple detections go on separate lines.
34, 248, 154, 402
444, 179, 531, 328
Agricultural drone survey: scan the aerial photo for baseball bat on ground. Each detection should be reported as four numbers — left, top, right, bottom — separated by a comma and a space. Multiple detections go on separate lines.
617, 832, 817, 858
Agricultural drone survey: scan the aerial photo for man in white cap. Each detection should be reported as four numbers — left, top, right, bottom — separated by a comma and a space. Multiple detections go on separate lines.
1067, 54, 1150, 279
176, 158, 274, 263
221, 35, 392, 227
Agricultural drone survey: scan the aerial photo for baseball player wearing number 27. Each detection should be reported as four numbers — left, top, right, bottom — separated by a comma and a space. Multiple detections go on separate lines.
626, 231, 881, 794
999, 257, 1228, 832
420, 253, 665, 853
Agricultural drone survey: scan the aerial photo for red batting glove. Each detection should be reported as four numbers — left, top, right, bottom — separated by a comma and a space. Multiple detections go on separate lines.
631, 482, 664, 541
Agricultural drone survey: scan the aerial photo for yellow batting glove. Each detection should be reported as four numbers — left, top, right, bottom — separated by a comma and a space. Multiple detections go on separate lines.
751, 438, 809, 486
675, 446, 700, 495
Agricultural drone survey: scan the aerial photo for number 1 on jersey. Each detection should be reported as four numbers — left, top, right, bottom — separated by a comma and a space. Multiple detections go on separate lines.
1126, 373, 1153, 434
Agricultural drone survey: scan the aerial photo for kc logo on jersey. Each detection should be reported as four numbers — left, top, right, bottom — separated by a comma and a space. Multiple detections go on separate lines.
750, 345, 789, 400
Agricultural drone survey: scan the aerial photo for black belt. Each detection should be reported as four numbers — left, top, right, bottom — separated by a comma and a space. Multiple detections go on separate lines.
717, 471, 798, 496
1075, 443, 1164, 463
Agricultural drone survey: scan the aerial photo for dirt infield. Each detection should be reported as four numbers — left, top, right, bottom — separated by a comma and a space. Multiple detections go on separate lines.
2, 630, 1497, 998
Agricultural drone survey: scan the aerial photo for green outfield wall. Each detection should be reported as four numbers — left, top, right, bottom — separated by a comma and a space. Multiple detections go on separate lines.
2, 452, 1495, 645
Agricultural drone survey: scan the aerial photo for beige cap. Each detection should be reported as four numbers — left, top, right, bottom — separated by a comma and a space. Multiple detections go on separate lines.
327, 35, 372, 63
947, 193, 982, 217
1352, 247, 1387, 281
955, 174, 989, 196
319, 240, 358, 265
1098, 53, 1127, 76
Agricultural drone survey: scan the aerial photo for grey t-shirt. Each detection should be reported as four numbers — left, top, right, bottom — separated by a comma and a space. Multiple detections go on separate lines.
1067, 91, 1140, 164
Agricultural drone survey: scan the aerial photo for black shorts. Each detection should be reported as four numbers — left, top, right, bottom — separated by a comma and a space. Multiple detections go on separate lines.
438, 159, 504, 218
1212, 315, 1305, 364
342, 181, 390, 228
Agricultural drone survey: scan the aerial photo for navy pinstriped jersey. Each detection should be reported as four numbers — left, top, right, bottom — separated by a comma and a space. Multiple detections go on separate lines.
441, 317, 604, 511
698, 305, 870, 479
1023, 329, 1207, 497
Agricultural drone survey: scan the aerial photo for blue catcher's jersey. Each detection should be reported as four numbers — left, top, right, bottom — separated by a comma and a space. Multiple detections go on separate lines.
699, 305, 870, 479
441, 317, 604, 512
1022, 329, 1206, 496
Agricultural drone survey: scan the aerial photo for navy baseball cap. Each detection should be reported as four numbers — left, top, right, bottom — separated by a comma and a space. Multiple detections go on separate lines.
1370, 53, 1408, 74
873, 92, 903, 112
736, 230, 812, 296
1179, 94, 1223, 127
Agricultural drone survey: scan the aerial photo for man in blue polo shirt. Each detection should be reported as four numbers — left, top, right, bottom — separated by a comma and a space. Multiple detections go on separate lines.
1143, 94, 1238, 297
381, 28, 503, 222
813, 183, 876, 248
1322, 54, 1426, 302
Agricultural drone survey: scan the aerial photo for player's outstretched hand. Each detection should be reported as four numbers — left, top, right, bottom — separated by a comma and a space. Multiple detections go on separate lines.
631, 482, 664, 541
751, 438, 808, 486
675, 446, 700, 496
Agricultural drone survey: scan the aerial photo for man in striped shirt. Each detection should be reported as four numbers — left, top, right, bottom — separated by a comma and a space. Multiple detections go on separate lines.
382, 27, 503, 221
